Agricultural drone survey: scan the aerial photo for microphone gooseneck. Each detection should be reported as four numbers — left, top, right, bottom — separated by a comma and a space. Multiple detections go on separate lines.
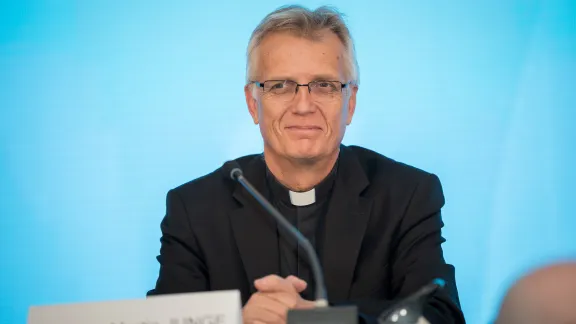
223, 161, 328, 307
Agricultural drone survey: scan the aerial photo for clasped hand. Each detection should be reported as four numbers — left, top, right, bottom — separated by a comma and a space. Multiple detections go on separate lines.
242, 275, 315, 324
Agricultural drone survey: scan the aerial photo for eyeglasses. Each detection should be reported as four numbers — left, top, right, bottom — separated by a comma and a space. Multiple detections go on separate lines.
250, 80, 350, 102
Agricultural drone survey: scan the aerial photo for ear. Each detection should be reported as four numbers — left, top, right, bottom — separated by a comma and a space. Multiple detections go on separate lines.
345, 85, 358, 125
244, 84, 259, 124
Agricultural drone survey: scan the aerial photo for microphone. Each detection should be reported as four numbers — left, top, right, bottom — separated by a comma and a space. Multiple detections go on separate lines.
223, 160, 328, 306
223, 160, 358, 324
378, 278, 446, 324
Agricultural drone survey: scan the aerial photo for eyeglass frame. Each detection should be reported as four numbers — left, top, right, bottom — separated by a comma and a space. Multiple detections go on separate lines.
248, 80, 351, 97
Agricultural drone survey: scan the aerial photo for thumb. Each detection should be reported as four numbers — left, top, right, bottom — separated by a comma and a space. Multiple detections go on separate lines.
285, 275, 307, 293
296, 299, 317, 310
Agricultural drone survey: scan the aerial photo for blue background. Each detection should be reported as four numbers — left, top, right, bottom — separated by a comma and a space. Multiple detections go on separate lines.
1, 0, 575, 323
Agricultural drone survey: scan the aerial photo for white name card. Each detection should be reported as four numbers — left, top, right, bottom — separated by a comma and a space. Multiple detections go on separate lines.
28, 290, 242, 324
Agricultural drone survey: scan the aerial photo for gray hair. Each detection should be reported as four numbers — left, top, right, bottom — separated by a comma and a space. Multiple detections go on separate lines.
246, 5, 359, 85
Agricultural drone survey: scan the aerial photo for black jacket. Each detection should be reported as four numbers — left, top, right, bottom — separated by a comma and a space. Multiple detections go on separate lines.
148, 145, 465, 323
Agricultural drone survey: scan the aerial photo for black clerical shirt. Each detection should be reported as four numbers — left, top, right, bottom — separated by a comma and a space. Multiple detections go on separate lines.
265, 162, 338, 300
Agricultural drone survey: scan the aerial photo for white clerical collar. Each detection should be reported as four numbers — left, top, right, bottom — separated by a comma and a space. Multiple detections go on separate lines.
289, 188, 316, 206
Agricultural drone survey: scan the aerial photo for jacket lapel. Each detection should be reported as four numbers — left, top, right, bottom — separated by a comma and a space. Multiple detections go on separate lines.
227, 146, 372, 301
322, 145, 372, 302
228, 156, 279, 294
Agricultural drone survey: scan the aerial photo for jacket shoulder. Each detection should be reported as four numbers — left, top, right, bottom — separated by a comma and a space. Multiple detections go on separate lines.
170, 154, 260, 204
347, 145, 436, 187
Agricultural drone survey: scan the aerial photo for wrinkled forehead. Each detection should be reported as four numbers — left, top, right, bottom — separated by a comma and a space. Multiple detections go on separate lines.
253, 31, 348, 81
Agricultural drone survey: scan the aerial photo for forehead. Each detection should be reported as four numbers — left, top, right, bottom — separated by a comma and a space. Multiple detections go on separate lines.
255, 31, 347, 80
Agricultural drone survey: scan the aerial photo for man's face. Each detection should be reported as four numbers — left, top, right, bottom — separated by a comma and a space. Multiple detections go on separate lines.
245, 31, 358, 162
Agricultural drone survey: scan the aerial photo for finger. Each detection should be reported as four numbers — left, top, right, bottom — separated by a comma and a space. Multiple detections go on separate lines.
285, 275, 307, 293
255, 275, 296, 294
254, 274, 283, 287
295, 299, 316, 310
247, 293, 289, 322
260, 291, 300, 309
244, 304, 284, 324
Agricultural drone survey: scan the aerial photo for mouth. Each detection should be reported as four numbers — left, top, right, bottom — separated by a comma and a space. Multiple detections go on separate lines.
285, 126, 322, 131
284, 126, 323, 136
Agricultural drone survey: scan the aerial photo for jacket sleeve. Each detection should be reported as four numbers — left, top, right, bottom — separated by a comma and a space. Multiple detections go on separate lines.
147, 189, 209, 296
340, 174, 466, 324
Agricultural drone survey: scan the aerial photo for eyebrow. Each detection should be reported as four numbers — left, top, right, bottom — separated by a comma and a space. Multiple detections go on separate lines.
264, 74, 342, 82
310, 74, 341, 81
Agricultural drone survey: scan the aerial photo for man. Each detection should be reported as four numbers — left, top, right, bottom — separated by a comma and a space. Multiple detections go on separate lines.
148, 5, 465, 324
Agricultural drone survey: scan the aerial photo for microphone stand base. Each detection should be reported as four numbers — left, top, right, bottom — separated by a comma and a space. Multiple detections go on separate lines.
288, 306, 358, 324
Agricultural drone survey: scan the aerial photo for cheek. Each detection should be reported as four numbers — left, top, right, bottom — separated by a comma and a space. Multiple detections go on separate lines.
339, 101, 352, 128
324, 104, 348, 134
259, 101, 284, 134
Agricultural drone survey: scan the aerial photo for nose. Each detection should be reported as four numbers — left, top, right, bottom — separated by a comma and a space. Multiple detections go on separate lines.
291, 85, 316, 115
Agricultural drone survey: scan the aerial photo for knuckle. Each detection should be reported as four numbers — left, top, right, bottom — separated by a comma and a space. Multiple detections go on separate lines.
247, 293, 262, 305
267, 274, 282, 284
279, 292, 298, 308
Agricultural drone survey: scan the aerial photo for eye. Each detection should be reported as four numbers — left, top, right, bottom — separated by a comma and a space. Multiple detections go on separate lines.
264, 81, 289, 92
270, 82, 285, 89
264, 81, 294, 95
313, 81, 338, 92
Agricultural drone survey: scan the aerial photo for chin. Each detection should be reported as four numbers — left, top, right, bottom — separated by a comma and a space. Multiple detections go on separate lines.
284, 143, 325, 161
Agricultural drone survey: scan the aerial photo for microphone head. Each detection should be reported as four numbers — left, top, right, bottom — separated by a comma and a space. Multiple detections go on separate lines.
222, 160, 243, 181
378, 278, 445, 324
416, 278, 445, 297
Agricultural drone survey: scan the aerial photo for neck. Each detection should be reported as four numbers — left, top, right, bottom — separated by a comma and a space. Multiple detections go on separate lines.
264, 146, 339, 192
